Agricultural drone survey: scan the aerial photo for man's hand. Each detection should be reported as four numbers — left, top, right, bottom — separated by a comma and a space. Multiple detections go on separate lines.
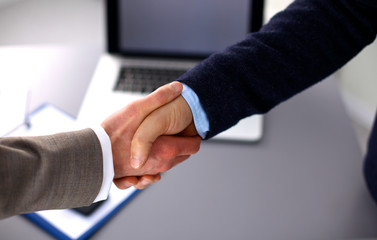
130, 96, 198, 170
101, 82, 200, 190
114, 135, 200, 189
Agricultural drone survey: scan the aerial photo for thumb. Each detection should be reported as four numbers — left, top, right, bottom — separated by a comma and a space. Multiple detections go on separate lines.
130, 123, 166, 169
130, 96, 193, 169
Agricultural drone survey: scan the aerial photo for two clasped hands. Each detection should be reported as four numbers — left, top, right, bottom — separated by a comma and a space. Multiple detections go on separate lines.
101, 81, 200, 190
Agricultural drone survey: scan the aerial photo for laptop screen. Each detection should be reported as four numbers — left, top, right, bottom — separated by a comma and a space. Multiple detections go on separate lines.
108, 0, 264, 59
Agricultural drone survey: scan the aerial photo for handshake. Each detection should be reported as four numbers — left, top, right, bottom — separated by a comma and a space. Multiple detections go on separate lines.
101, 81, 201, 190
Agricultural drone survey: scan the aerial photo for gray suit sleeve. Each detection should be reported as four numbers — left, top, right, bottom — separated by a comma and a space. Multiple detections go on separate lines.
0, 128, 103, 219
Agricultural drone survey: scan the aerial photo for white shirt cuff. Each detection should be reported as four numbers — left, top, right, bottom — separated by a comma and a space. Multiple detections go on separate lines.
91, 126, 114, 202
181, 83, 209, 139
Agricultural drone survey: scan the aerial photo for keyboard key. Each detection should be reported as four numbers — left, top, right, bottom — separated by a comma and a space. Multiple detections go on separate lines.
114, 67, 186, 93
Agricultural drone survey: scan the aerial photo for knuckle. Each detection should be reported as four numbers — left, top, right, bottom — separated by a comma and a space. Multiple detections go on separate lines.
150, 88, 168, 105
158, 164, 171, 173
125, 102, 138, 116
192, 138, 201, 153
194, 142, 201, 153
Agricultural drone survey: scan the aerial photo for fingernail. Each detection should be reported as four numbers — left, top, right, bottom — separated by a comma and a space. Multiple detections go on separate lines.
170, 81, 182, 93
130, 156, 142, 169
141, 179, 151, 186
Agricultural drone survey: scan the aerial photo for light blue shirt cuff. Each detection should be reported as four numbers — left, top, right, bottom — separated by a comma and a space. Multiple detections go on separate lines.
181, 83, 209, 139
91, 126, 114, 202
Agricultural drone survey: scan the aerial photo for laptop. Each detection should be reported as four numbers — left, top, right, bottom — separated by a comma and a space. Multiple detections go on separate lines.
78, 0, 264, 142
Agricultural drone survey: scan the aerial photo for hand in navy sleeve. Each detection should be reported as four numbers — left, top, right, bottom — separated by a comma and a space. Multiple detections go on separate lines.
130, 95, 200, 171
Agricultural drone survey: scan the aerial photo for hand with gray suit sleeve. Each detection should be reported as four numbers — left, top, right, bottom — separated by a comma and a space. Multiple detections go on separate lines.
0, 82, 200, 219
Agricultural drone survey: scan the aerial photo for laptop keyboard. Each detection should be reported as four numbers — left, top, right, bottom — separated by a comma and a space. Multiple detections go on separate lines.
114, 67, 187, 93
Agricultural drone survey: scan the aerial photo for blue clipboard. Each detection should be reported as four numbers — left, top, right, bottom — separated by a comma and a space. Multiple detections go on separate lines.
23, 190, 140, 240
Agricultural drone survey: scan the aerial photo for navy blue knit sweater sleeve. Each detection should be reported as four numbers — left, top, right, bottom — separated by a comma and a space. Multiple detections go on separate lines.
178, 0, 377, 139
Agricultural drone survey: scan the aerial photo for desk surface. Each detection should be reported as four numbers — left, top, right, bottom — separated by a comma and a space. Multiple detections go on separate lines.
1, 77, 377, 239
